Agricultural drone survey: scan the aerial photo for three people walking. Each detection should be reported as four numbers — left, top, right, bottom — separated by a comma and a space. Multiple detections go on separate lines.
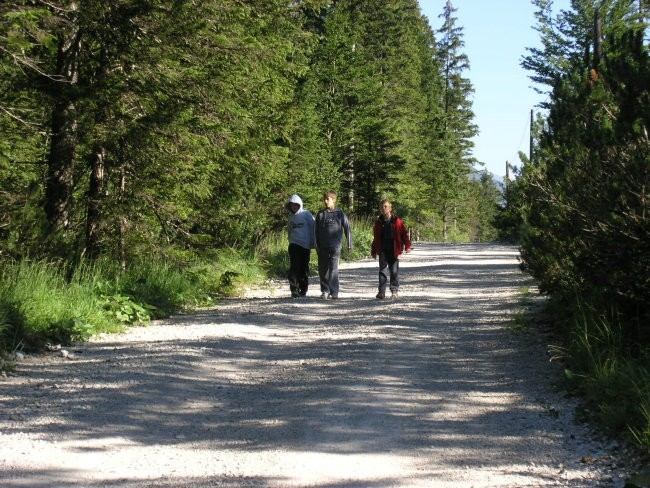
285, 194, 412, 300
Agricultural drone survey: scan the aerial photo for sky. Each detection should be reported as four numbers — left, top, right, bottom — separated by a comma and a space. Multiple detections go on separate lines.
417, 0, 571, 177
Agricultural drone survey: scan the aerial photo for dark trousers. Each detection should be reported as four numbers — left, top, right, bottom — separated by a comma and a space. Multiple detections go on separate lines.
317, 246, 341, 296
378, 250, 399, 295
288, 243, 311, 296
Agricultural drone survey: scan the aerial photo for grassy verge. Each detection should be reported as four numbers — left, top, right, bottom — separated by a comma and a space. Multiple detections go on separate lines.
0, 217, 374, 364
543, 298, 650, 452
0, 250, 267, 356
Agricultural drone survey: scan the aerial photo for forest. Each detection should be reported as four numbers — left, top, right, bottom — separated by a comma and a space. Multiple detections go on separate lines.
1, 0, 649, 449
0, 0, 495, 264
0, 0, 496, 345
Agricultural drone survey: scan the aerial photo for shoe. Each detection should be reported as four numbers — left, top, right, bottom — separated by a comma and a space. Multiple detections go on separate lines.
329, 294, 338, 300
390, 291, 398, 299
291, 292, 300, 299
320, 292, 329, 299
376, 293, 386, 300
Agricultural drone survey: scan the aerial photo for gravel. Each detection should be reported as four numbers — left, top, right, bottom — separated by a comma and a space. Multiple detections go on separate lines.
0, 243, 641, 487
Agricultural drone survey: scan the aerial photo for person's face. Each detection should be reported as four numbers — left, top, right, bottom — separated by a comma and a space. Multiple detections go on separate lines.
324, 195, 336, 210
381, 201, 392, 219
290, 202, 300, 214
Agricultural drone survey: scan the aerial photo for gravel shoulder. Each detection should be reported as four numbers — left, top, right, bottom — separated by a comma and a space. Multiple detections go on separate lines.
0, 243, 639, 487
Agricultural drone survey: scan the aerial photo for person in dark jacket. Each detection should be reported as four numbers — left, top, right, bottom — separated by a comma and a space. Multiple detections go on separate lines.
315, 190, 352, 300
370, 199, 412, 299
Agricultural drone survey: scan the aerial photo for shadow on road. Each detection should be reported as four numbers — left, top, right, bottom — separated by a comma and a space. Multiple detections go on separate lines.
2, 243, 576, 487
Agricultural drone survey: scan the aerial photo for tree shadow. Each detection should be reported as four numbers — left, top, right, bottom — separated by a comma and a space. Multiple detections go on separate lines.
1, 243, 582, 487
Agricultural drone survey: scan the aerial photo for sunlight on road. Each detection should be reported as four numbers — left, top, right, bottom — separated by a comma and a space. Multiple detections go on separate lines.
0, 243, 613, 488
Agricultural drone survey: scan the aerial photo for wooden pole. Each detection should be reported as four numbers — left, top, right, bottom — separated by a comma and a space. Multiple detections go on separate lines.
529, 109, 534, 164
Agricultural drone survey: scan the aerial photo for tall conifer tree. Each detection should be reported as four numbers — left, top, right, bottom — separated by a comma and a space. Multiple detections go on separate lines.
424, 0, 477, 240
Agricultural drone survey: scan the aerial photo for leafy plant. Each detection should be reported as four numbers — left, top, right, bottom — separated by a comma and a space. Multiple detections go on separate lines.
101, 293, 154, 325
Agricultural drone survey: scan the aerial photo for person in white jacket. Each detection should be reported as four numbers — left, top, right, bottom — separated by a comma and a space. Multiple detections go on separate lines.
285, 194, 315, 298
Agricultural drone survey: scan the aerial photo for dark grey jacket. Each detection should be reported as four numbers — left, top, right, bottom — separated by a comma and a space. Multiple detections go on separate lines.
315, 208, 352, 250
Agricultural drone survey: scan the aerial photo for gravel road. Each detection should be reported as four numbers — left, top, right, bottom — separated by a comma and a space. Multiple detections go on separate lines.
0, 243, 638, 487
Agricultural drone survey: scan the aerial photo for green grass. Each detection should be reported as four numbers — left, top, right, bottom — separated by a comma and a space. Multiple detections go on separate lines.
0, 248, 271, 358
509, 286, 534, 331
556, 303, 650, 451
0, 259, 120, 351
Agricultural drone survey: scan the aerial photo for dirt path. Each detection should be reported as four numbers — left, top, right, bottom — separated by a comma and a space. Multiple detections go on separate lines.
0, 243, 635, 487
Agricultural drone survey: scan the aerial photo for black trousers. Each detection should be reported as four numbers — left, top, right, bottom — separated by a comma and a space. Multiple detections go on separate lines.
378, 250, 399, 295
288, 243, 311, 296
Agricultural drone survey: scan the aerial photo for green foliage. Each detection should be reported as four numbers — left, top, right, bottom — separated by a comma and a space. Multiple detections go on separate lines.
0, 259, 119, 350
550, 301, 650, 448
506, 0, 650, 448
0, 247, 278, 354
345, 216, 374, 261
0, 306, 16, 356
100, 293, 155, 326
205, 248, 269, 297
515, 1, 650, 341
120, 257, 206, 317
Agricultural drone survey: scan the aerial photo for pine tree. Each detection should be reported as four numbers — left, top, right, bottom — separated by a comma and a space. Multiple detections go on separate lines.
306, 0, 435, 215
517, 0, 650, 343
422, 0, 477, 241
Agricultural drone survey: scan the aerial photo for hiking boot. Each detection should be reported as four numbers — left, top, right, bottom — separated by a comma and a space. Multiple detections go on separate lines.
390, 291, 398, 299
328, 294, 338, 300
376, 292, 386, 300
320, 292, 329, 299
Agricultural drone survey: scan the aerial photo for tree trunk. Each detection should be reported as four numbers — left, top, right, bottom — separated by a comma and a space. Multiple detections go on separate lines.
85, 147, 106, 259
442, 206, 448, 242
347, 143, 355, 212
118, 165, 127, 271
44, 31, 81, 235
45, 99, 77, 233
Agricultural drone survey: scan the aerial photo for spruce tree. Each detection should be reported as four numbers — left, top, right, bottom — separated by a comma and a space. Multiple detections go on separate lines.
425, 0, 477, 240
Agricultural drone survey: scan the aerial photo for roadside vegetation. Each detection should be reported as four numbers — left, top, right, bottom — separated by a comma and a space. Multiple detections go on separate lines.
500, 1, 650, 453
0, 217, 373, 358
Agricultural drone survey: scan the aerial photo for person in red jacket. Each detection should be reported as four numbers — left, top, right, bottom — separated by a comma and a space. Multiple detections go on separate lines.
370, 199, 413, 299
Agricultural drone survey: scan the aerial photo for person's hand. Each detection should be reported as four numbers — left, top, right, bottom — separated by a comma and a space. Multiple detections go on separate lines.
371, 253, 377, 260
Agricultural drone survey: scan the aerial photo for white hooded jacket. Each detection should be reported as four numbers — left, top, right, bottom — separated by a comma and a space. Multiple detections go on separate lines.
285, 194, 315, 250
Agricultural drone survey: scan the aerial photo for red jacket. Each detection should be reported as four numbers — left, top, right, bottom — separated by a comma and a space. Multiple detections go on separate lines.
371, 215, 412, 258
